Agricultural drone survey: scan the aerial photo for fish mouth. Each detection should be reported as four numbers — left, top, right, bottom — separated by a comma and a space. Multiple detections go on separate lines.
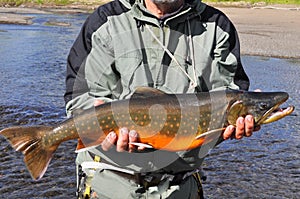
260, 105, 295, 125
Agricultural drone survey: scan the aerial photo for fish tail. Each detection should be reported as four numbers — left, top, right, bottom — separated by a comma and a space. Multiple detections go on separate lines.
0, 126, 56, 180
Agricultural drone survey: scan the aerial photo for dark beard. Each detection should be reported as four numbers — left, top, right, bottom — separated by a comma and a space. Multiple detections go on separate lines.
150, 0, 184, 13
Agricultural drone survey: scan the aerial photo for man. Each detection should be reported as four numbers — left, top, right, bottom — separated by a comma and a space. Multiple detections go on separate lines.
65, 0, 258, 198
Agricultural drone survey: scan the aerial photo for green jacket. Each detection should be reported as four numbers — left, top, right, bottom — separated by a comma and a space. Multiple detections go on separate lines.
65, 0, 249, 173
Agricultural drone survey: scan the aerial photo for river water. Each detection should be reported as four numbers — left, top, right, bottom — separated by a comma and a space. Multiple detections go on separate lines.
0, 13, 299, 198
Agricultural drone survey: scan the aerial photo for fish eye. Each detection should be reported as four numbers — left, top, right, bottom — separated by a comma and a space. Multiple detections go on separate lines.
259, 102, 268, 110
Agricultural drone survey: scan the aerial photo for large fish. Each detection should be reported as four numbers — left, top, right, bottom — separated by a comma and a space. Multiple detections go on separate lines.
0, 87, 295, 180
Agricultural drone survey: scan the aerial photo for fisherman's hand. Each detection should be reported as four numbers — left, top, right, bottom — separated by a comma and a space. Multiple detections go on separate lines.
223, 89, 262, 140
223, 115, 259, 140
94, 99, 144, 152
101, 127, 145, 152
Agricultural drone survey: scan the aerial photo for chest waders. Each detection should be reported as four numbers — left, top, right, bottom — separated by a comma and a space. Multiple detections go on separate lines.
76, 153, 205, 199
77, 155, 101, 199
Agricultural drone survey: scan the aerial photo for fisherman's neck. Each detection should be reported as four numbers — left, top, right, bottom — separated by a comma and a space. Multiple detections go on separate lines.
144, 0, 185, 18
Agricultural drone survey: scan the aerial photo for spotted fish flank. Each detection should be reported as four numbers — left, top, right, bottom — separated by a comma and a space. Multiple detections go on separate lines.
0, 87, 295, 180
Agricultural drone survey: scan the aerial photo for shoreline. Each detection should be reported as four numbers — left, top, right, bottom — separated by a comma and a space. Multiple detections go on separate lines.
0, 3, 300, 59
219, 6, 300, 59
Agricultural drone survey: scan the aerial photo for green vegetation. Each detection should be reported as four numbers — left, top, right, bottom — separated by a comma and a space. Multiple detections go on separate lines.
0, 0, 71, 6
205, 0, 300, 5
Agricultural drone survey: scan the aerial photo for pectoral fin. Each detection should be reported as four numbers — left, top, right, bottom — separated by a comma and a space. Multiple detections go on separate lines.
195, 128, 225, 140
129, 142, 154, 149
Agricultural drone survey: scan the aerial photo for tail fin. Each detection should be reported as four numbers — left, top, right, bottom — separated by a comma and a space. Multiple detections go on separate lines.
0, 126, 57, 180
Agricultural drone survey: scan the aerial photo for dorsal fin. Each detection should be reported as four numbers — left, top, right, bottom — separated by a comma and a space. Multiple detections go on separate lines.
131, 87, 167, 99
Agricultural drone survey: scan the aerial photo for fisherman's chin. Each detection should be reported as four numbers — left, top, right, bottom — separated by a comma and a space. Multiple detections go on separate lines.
151, 0, 183, 5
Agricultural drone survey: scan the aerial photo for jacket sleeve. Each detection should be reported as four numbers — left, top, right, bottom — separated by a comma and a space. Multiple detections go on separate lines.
65, 12, 99, 106
65, 23, 118, 116
84, 24, 121, 102
209, 8, 249, 91
64, 10, 105, 116
64, 1, 127, 116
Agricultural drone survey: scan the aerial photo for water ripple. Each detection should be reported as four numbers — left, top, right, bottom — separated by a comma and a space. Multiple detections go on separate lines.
0, 14, 299, 198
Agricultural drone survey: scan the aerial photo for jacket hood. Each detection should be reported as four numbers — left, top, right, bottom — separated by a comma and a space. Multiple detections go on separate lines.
119, 0, 134, 8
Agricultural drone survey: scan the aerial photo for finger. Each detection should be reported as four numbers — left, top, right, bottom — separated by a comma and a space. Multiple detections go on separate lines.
244, 115, 254, 137
94, 99, 105, 107
116, 127, 129, 152
128, 130, 138, 152
101, 131, 117, 151
235, 117, 245, 139
223, 125, 235, 140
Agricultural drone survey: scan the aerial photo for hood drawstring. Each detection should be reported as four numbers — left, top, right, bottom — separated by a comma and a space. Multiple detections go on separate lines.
186, 17, 197, 89
136, 20, 145, 31
145, 23, 198, 90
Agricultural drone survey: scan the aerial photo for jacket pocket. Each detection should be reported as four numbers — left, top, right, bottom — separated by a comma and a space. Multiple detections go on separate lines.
115, 52, 143, 85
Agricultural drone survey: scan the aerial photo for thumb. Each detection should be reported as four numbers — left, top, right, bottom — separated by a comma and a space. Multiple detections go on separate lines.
94, 99, 105, 107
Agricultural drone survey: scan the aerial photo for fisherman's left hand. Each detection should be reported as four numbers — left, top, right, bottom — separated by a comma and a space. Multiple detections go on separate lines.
223, 115, 261, 140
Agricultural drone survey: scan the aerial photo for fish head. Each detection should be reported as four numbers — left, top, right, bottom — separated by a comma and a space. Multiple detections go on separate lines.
227, 91, 294, 126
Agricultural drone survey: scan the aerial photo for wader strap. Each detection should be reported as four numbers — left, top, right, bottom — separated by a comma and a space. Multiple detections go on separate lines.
193, 172, 204, 199
83, 152, 135, 175
78, 153, 135, 198
81, 161, 135, 175
76, 165, 85, 198
80, 154, 101, 199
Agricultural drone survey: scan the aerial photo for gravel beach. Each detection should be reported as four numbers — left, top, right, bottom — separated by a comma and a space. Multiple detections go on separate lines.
0, 4, 300, 58
219, 6, 300, 58
0, 3, 299, 199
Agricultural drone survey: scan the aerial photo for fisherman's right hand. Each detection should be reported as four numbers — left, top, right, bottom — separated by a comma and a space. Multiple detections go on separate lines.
101, 127, 145, 152
94, 99, 144, 153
